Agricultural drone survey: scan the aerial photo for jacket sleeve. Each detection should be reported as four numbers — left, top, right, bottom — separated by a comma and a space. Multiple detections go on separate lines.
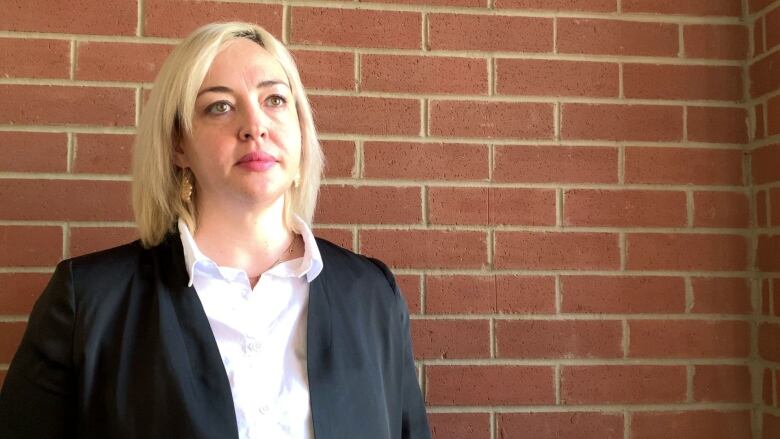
0, 260, 77, 438
397, 291, 432, 439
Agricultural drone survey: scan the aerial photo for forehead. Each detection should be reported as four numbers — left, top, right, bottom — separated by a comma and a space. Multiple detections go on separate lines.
201, 38, 289, 87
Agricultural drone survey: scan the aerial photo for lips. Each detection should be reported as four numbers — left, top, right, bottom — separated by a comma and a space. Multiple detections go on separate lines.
236, 151, 278, 171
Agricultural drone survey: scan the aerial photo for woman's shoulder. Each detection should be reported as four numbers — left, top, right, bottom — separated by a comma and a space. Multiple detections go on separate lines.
314, 237, 400, 295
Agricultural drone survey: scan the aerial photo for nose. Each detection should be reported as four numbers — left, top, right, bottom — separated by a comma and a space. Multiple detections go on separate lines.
238, 106, 268, 141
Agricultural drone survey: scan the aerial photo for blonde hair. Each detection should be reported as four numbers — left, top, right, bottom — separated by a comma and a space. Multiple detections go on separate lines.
132, 22, 323, 247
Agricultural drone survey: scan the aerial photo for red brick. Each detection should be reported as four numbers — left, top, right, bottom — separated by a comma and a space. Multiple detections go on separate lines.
688, 106, 748, 144
364, 142, 488, 181
496, 275, 557, 314
363, 0, 485, 5
1, 0, 136, 35
145, 0, 282, 38
771, 188, 780, 226
316, 185, 421, 224
312, 228, 353, 251
496, 59, 618, 97
693, 365, 751, 402
759, 323, 780, 362
292, 50, 354, 91
69, 227, 138, 258
496, 320, 623, 359
429, 413, 490, 439
495, 232, 619, 270
395, 275, 421, 315
73, 134, 133, 174
557, 18, 678, 57
691, 277, 752, 314
764, 413, 780, 439
0, 132, 67, 173
0, 273, 50, 315
429, 188, 556, 226
0, 226, 62, 267
0, 179, 132, 222
767, 6, 780, 50
411, 319, 489, 359
753, 144, 780, 184
426, 275, 495, 314
632, 411, 752, 439
361, 230, 486, 269
310, 95, 420, 136
758, 189, 768, 227
428, 14, 552, 52
321, 140, 355, 178
430, 101, 554, 139
750, 50, 780, 98
0, 322, 26, 363
494, 145, 618, 184
498, 412, 623, 439
562, 104, 683, 141
362, 55, 487, 95
627, 233, 748, 271
496, 0, 616, 11
758, 235, 780, 272
768, 95, 780, 136
764, 368, 774, 405
755, 17, 765, 57
623, 0, 741, 16
684, 25, 748, 60
0, 85, 135, 127
629, 320, 750, 358
561, 365, 686, 404
292, 8, 420, 49
561, 276, 685, 314
425, 275, 555, 314
750, 0, 776, 13
0, 38, 69, 79
426, 365, 554, 405
76, 42, 172, 83
624, 64, 742, 101
564, 189, 687, 227
693, 191, 749, 228
625, 147, 742, 185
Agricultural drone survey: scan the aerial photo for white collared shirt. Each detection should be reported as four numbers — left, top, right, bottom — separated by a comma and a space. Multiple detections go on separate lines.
178, 217, 323, 439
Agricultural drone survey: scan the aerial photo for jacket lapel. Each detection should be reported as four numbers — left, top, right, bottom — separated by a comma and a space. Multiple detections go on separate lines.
155, 235, 239, 439
307, 259, 334, 439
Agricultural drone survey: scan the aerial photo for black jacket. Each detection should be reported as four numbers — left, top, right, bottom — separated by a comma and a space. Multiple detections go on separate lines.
0, 234, 430, 438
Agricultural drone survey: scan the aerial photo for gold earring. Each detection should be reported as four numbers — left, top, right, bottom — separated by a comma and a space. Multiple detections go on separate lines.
180, 169, 193, 203
293, 175, 300, 189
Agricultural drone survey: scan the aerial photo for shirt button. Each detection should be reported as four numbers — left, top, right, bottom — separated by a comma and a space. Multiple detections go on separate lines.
246, 340, 262, 352
258, 405, 269, 414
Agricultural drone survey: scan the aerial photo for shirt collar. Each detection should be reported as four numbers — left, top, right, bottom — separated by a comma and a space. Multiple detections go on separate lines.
178, 216, 323, 287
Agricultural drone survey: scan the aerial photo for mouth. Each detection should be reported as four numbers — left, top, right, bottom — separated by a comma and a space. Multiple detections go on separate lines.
236, 151, 278, 171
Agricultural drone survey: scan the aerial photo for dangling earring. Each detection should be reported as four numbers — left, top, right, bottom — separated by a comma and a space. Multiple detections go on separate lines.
293, 174, 300, 189
180, 168, 193, 203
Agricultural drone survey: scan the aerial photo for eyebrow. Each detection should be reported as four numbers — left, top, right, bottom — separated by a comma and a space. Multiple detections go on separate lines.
196, 80, 290, 97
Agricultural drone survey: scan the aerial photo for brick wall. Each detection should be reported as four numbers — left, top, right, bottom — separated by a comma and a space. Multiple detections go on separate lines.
0, 1, 773, 438
750, 0, 780, 437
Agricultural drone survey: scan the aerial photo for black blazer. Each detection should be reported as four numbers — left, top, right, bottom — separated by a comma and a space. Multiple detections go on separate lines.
0, 234, 430, 438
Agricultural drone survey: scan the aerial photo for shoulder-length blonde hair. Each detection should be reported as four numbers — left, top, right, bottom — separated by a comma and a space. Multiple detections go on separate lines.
132, 22, 323, 248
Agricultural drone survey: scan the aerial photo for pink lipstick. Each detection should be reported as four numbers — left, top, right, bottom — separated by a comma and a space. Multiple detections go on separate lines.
236, 151, 277, 171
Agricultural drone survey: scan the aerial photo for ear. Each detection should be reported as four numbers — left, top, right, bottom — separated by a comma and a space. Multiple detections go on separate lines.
172, 140, 190, 168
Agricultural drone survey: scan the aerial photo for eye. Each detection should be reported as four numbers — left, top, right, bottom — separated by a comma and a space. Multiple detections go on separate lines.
266, 94, 288, 107
206, 101, 232, 115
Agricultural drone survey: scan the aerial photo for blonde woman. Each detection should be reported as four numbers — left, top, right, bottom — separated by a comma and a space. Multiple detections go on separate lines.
0, 22, 430, 439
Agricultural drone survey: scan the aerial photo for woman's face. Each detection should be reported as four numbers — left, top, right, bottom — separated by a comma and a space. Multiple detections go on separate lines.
175, 38, 302, 212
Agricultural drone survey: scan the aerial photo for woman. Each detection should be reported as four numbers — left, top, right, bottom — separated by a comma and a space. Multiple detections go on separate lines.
0, 22, 430, 439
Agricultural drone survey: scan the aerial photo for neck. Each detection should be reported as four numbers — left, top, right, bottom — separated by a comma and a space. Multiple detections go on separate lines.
193, 195, 295, 279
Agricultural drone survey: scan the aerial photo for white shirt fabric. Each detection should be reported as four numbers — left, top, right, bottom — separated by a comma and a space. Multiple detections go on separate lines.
178, 217, 323, 439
